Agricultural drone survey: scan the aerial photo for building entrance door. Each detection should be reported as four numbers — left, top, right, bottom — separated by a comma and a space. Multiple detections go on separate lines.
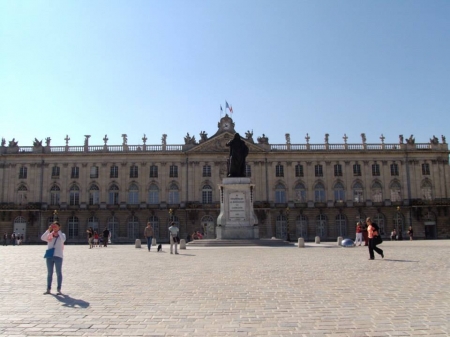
201, 215, 215, 239
13, 217, 27, 243
424, 221, 436, 239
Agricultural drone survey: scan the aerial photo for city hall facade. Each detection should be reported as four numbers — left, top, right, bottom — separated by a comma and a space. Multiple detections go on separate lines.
1, 115, 449, 243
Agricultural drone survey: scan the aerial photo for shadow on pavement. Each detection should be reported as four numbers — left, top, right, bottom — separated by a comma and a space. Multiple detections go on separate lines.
382, 259, 419, 263
52, 294, 90, 308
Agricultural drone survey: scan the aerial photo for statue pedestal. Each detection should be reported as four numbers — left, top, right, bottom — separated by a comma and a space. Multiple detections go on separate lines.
216, 178, 259, 239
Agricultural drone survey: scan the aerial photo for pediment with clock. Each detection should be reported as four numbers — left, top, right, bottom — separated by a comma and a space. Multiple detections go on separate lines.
186, 132, 266, 153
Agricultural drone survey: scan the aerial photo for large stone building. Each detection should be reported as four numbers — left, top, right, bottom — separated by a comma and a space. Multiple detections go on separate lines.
1, 115, 449, 243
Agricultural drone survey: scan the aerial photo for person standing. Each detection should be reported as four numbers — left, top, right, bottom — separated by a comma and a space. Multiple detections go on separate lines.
41, 222, 66, 295
355, 222, 363, 246
86, 227, 94, 249
2, 233, 7, 246
367, 217, 384, 260
168, 222, 179, 255
102, 227, 110, 247
407, 226, 414, 240
144, 222, 154, 252
391, 229, 397, 241
11, 232, 16, 246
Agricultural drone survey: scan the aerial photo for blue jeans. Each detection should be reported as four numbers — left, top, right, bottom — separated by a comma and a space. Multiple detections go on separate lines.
146, 237, 153, 251
46, 256, 63, 290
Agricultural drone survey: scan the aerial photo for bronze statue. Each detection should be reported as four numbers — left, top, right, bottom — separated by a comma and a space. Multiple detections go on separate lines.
226, 133, 249, 177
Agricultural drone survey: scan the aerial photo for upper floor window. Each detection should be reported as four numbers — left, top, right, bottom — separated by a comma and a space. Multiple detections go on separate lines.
203, 165, 211, 177
71, 166, 79, 179
353, 182, 364, 202
294, 183, 306, 203
51, 166, 60, 178
314, 182, 326, 202
19, 166, 27, 179
148, 184, 159, 204
390, 181, 402, 202
69, 185, 80, 205
390, 163, 399, 176
422, 163, 430, 175
245, 164, 251, 177
315, 164, 323, 177
128, 184, 139, 204
150, 165, 158, 178
130, 165, 138, 178
334, 164, 343, 177
276, 164, 284, 177
353, 163, 361, 176
108, 184, 119, 205
89, 184, 100, 205
372, 163, 380, 176
202, 185, 213, 204
334, 182, 345, 201
168, 183, 179, 204
169, 165, 178, 178
372, 182, 383, 202
110, 165, 118, 178
295, 164, 304, 177
90, 166, 99, 179
50, 185, 60, 206
275, 183, 286, 203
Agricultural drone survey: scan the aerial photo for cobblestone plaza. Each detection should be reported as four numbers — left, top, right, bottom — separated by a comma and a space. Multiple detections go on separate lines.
1, 240, 449, 336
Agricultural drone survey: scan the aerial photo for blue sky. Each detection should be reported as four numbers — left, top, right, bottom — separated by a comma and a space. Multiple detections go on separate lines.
1, 0, 449, 146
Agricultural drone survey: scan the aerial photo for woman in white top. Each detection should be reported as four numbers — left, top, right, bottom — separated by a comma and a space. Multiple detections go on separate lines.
41, 222, 66, 295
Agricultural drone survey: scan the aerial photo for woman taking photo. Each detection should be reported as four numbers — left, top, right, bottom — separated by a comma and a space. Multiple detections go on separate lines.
41, 222, 66, 295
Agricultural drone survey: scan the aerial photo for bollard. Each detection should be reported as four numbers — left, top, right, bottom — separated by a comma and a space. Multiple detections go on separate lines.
337, 236, 343, 246
135, 239, 141, 248
315, 236, 320, 244
180, 239, 186, 249
298, 237, 305, 248
152, 238, 157, 246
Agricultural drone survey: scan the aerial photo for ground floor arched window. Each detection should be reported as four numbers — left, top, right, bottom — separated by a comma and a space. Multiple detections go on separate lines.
316, 214, 327, 238
295, 214, 308, 239
127, 216, 139, 239
148, 215, 159, 239
276, 214, 287, 240
68, 216, 79, 239
335, 214, 347, 237
107, 216, 119, 239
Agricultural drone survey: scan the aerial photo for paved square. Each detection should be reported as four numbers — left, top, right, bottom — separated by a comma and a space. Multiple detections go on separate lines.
0, 240, 449, 336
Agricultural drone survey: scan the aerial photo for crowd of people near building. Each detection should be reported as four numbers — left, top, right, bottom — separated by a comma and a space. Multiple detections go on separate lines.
2, 232, 25, 246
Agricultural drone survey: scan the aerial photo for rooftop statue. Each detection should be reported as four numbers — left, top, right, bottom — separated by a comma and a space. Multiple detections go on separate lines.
226, 133, 249, 177
33, 138, 43, 147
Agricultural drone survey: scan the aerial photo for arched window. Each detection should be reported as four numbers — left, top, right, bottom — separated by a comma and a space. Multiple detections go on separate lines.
296, 214, 308, 239
201, 215, 215, 238
148, 184, 159, 204
17, 184, 28, 204
276, 214, 287, 239
314, 182, 325, 202
148, 215, 159, 239
168, 183, 179, 204
275, 183, 286, 203
107, 216, 119, 239
108, 184, 119, 205
50, 185, 60, 206
316, 214, 327, 238
421, 180, 433, 200
335, 214, 347, 236
127, 216, 139, 239
89, 184, 100, 205
202, 185, 213, 204
393, 212, 405, 237
390, 181, 402, 202
334, 182, 345, 202
88, 216, 99, 233
374, 213, 386, 236
294, 183, 306, 203
353, 182, 364, 202
69, 185, 80, 206
128, 183, 139, 204
68, 216, 79, 239
372, 182, 383, 202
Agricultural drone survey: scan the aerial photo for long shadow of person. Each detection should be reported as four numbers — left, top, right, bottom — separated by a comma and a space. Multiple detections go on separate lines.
52, 294, 90, 308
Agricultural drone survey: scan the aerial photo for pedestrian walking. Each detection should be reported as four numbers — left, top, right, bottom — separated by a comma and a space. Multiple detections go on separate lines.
355, 222, 363, 246
144, 222, 154, 252
407, 226, 414, 240
2, 233, 7, 246
102, 227, 110, 247
41, 222, 66, 295
168, 222, 179, 255
367, 217, 384, 260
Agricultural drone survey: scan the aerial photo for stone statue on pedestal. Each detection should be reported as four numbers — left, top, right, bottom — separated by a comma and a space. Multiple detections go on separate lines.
226, 133, 249, 177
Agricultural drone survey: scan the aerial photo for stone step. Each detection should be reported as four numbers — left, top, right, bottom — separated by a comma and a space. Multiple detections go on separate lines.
187, 239, 293, 247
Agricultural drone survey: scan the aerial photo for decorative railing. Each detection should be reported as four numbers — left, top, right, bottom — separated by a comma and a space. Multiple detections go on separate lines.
0, 142, 446, 155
